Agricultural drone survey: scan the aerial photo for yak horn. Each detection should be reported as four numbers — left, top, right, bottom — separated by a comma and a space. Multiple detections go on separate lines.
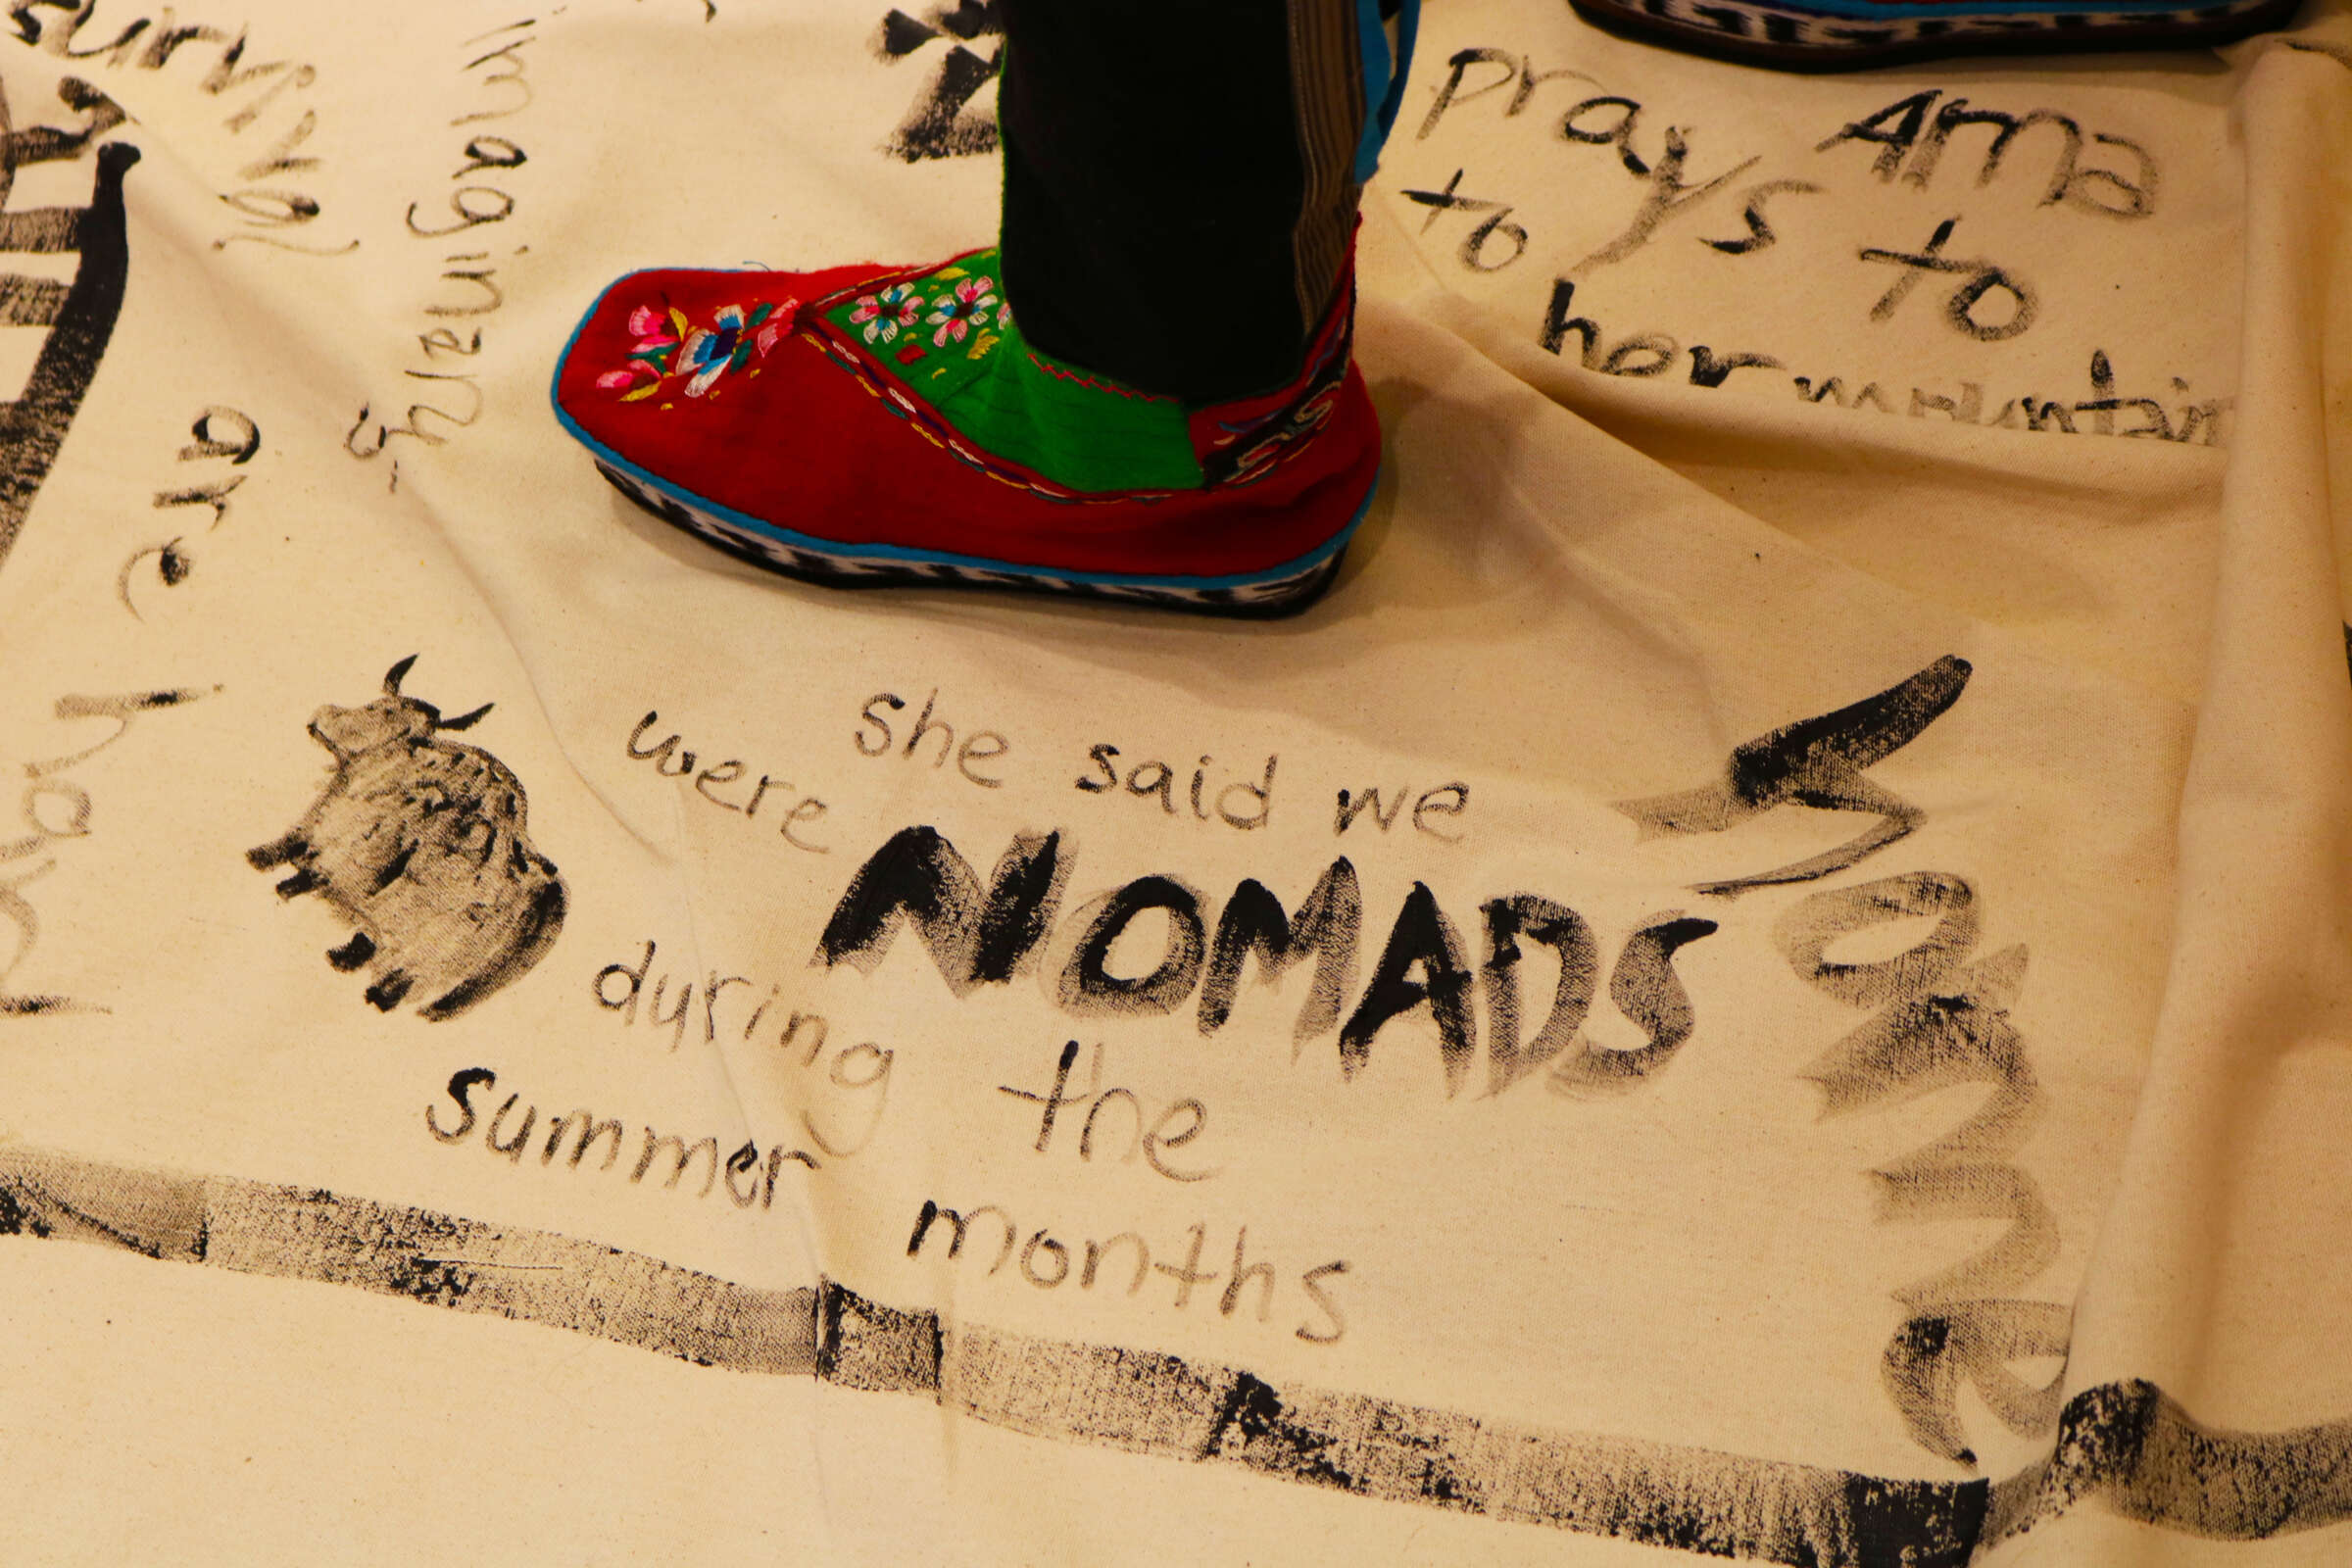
436, 702, 493, 732
383, 654, 419, 695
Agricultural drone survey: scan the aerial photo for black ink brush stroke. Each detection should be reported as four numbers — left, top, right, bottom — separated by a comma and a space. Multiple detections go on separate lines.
0, 124, 136, 575
1788, 874, 2062, 1465
874, 3, 1003, 162
4, 1145, 2350, 1560
815, 825, 1063, 993
1617, 656, 1972, 898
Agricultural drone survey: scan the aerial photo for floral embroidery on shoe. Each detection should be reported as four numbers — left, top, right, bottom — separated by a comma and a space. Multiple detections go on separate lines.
848, 283, 921, 346
962, 296, 1012, 361
599, 297, 798, 402
927, 274, 999, 348
679, 305, 753, 397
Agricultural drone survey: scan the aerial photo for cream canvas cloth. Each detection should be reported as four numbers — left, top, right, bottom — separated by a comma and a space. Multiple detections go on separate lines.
1, 0, 2349, 1562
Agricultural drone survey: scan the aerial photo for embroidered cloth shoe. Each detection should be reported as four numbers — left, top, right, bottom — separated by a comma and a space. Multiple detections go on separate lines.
555, 0, 1419, 616
551, 244, 1379, 616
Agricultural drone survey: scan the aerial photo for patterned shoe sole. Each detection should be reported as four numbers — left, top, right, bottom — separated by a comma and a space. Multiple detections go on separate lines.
1567, 0, 2300, 69
595, 462, 1357, 618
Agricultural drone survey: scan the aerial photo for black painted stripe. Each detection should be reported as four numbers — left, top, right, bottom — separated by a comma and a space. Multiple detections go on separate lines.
3, 1147, 2346, 1560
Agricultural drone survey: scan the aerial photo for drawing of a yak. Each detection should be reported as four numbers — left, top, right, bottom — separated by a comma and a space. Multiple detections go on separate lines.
247, 655, 566, 1021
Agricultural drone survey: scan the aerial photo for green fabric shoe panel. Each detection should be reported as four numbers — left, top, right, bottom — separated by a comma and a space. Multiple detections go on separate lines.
826, 267, 1005, 407
943, 334, 1202, 493
825, 254, 1203, 494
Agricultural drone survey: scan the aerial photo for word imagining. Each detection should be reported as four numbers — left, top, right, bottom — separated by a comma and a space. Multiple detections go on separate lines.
429, 1064, 821, 1211
346, 18, 536, 466
906, 1199, 1349, 1345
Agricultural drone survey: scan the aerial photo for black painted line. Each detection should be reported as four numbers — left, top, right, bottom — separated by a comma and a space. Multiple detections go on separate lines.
0, 1147, 819, 1375
3, 1146, 2348, 1562
0, 206, 86, 252
0, 138, 137, 572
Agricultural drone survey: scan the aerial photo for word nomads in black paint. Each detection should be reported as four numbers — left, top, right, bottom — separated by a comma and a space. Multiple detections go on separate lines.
249, 656, 566, 1020
814, 824, 1718, 1099
817, 659, 1987, 1112
347, 18, 536, 467
2, 687, 206, 1016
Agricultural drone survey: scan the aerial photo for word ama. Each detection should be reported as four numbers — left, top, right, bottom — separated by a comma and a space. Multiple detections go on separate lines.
249, 656, 565, 1020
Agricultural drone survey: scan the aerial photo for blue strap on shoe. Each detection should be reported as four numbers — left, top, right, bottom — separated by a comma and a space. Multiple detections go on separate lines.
1351, 0, 1420, 183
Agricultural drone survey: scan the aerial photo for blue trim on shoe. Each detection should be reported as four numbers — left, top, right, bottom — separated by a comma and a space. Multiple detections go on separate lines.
1351, 0, 1420, 183
549, 303, 1373, 596
1749, 0, 2242, 17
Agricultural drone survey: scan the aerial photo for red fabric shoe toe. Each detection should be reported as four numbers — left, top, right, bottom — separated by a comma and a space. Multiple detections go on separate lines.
551, 249, 1381, 614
